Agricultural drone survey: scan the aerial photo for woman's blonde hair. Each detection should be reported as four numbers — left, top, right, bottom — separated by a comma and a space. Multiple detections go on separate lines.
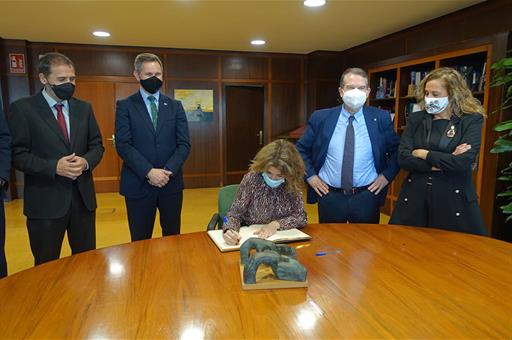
416, 67, 485, 116
249, 139, 305, 193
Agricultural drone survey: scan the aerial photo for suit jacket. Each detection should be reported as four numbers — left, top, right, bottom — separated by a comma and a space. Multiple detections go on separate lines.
115, 91, 191, 199
8, 92, 104, 219
296, 105, 400, 205
0, 109, 11, 199
389, 110, 486, 235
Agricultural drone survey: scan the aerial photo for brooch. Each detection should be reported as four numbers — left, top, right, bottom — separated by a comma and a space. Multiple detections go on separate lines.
447, 125, 456, 138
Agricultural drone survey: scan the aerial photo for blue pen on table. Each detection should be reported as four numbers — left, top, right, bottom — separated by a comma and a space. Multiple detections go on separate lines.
315, 247, 342, 256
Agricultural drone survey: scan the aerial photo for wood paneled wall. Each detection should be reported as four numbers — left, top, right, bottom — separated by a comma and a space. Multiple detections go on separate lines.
305, 51, 344, 114
0, 41, 306, 190
343, 0, 512, 67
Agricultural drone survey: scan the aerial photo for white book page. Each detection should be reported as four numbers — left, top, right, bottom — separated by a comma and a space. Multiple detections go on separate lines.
207, 225, 311, 252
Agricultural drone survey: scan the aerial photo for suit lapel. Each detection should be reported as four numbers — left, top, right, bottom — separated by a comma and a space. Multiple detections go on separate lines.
320, 106, 342, 160
156, 95, 171, 135
35, 92, 69, 147
68, 98, 80, 150
133, 92, 156, 134
362, 107, 379, 164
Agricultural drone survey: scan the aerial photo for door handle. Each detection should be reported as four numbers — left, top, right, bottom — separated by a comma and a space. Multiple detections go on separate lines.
257, 130, 263, 146
107, 134, 115, 146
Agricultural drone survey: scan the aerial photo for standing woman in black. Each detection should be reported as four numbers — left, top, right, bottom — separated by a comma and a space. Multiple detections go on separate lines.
389, 67, 486, 235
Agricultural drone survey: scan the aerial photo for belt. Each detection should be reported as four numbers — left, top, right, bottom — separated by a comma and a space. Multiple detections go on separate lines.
328, 185, 370, 195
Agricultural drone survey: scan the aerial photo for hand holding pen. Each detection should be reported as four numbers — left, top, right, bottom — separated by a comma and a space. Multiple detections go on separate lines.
222, 216, 241, 245
223, 230, 241, 245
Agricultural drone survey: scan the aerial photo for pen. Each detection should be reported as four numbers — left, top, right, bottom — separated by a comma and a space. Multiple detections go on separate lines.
315, 250, 341, 256
222, 216, 230, 234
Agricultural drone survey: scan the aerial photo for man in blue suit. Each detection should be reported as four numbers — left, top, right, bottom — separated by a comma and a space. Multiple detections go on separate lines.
0, 108, 11, 278
297, 68, 400, 223
115, 53, 191, 241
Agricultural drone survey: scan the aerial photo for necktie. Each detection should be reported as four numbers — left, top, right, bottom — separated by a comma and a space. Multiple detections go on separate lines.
148, 95, 158, 129
54, 103, 69, 142
341, 115, 355, 192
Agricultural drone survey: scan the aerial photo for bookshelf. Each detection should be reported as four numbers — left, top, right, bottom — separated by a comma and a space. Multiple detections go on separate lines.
368, 45, 492, 215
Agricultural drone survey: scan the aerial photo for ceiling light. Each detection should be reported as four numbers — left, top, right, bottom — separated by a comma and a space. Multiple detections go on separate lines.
304, 0, 326, 7
251, 40, 266, 46
92, 31, 111, 37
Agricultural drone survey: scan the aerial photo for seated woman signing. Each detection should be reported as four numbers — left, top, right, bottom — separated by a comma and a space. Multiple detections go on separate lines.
223, 139, 307, 245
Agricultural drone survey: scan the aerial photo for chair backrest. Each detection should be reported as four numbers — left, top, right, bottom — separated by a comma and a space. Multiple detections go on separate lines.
217, 184, 240, 228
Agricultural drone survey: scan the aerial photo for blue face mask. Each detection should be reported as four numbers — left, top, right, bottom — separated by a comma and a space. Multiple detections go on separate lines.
262, 172, 285, 188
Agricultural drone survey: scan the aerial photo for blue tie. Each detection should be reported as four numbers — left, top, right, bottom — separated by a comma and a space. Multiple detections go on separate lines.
341, 115, 355, 192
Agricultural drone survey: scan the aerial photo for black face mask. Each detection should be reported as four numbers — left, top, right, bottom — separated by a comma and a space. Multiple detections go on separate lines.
48, 82, 75, 101
140, 76, 163, 94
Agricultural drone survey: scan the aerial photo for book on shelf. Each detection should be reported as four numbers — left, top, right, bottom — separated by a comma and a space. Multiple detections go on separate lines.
458, 65, 474, 90
375, 86, 385, 99
207, 225, 312, 252
453, 64, 486, 92
410, 71, 428, 87
389, 80, 396, 97
407, 64, 486, 94
407, 71, 430, 95
376, 77, 386, 99
407, 84, 417, 97
478, 62, 486, 92
375, 77, 396, 99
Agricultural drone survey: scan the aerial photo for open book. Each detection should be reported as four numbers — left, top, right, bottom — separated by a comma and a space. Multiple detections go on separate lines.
207, 225, 311, 252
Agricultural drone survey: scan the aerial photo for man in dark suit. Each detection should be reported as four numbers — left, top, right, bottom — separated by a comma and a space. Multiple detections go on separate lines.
0, 108, 10, 278
297, 67, 400, 223
115, 53, 190, 241
8, 53, 104, 265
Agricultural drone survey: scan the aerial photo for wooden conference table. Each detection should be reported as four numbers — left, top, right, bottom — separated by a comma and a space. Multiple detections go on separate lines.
0, 223, 511, 338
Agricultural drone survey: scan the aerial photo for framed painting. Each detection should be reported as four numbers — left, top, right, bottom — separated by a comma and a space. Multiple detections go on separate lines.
174, 89, 214, 122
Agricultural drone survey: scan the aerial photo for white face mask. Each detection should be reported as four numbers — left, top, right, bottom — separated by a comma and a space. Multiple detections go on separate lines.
424, 96, 449, 115
342, 89, 367, 111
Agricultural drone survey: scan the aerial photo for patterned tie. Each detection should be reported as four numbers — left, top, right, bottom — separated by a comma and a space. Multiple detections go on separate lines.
54, 103, 69, 142
341, 115, 355, 192
148, 95, 158, 129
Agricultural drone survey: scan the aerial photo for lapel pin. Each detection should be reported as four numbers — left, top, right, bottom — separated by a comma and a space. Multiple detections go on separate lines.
373, 118, 377, 121
447, 125, 456, 138
164, 102, 168, 106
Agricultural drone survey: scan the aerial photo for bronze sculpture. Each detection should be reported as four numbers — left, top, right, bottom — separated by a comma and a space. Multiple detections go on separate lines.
240, 238, 307, 284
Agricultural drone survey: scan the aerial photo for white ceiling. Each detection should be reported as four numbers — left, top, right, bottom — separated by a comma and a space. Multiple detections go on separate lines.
0, 0, 483, 54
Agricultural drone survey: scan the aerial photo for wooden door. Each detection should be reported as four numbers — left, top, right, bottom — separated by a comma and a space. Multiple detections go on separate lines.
115, 83, 140, 103
74, 81, 119, 193
225, 85, 264, 184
